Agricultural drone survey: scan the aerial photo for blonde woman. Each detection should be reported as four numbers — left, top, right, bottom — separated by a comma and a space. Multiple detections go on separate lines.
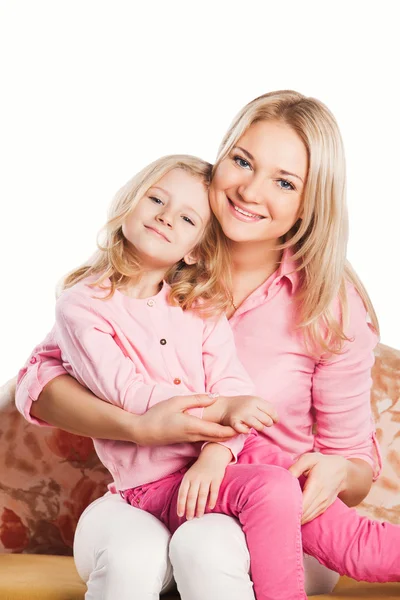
16, 91, 381, 598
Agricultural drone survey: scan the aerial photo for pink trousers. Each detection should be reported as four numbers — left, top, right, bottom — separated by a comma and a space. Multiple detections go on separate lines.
124, 434, 399, 600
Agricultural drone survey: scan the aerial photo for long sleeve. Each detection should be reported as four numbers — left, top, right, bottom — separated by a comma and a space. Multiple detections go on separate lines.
15, 331, 68, 425
201, 314, 257, 459
312, 285, 381, 479
54, 289, 182, 415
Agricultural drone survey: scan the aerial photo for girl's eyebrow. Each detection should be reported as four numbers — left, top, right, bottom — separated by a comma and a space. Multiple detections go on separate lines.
150, 185, 170, 197
234, 146, 304, 183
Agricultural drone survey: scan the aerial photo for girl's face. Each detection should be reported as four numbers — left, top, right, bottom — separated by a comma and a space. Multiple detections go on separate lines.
209, 120, 308, 247
123, 168, 210, 269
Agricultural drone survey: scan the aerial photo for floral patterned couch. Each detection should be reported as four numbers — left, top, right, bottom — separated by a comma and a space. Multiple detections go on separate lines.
0, 343, 399, 599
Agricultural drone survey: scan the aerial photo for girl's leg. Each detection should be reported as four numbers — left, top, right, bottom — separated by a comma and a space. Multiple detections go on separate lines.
164, 463, 307, 600
74, 492, 174, 600
301, 495, 400, 583
170, 517, 339, 600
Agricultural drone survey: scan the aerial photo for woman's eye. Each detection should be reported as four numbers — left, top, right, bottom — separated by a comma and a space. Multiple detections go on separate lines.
149, 196, 163, 205
233, 155, 251, 169
182, 216, 195, 226
277, 179, 295, 191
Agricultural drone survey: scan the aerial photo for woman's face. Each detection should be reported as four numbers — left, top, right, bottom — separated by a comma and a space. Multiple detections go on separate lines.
209, 120, 308, 247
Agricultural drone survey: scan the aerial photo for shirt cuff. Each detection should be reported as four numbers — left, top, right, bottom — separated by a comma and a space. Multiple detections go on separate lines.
16, 361, 67, 426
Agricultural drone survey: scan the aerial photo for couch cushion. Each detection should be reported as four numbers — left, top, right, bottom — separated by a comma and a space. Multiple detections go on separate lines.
0, 554, 181, 599
0, 378, 110, 555
0, 554, 86, 599
313, 575, 400, 599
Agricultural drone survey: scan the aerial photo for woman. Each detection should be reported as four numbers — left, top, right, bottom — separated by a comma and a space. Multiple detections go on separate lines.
16, 90, 380, 599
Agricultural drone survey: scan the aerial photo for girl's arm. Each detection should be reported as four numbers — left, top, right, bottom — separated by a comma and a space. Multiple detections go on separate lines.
177, 442, 233, 519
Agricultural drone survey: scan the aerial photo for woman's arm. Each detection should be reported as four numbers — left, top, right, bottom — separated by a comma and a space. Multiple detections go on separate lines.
29, 374, 237, 445
340, 457, 374, 507
30, 375, 139, 440
290, 285, 379, 521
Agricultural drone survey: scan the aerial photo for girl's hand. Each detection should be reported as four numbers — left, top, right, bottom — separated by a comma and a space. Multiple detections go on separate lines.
220, 395, 279, 434
177, 445, 231, 519
137, 394, 236, 446
289, 452, 348, 524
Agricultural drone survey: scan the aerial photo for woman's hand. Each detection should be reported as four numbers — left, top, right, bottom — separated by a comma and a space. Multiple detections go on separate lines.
136, 394, 237, 446
177, 444, 232, 519
289, 452, 348, 524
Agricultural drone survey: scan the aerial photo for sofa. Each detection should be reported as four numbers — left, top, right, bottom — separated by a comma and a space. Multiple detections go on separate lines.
0, 342, 399, 599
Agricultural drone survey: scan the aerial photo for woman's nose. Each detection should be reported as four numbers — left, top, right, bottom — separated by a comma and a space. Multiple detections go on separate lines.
238, 178, 267, 205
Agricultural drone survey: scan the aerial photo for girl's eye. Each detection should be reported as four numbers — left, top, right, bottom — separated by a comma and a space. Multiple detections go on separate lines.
182, 216, 195, 226
149, 196, 163, 205
277, 179, 295, 191
233, 155, 251, 170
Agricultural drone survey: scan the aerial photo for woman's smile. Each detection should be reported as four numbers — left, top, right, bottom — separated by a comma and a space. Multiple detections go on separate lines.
227, 197, 266, 222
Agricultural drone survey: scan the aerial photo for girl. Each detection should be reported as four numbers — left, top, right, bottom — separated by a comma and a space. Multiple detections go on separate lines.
16, 91, 385, 598
20, 153, 400, 600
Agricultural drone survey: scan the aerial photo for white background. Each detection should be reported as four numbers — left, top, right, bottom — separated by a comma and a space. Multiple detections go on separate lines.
1, 0, 399, 382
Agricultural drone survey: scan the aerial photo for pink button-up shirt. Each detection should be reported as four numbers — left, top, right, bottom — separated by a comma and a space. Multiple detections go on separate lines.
16, 252, 381, 490
16, 276, 255, 490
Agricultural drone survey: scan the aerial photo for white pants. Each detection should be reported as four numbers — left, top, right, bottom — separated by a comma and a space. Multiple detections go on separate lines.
74, 492, 340, 599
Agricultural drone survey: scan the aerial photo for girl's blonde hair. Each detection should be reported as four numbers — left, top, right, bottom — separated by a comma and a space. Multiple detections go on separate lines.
214, 90, 379, 354
62, 155, 231, 317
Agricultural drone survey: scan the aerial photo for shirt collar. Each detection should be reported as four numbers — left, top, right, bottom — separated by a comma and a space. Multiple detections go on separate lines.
275, 247, 300, 294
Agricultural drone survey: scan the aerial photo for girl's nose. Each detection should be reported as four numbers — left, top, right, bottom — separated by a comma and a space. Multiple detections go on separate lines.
156, 212, 173, 228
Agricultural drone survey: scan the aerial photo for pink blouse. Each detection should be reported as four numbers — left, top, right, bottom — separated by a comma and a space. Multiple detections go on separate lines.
16, 252, 381, 489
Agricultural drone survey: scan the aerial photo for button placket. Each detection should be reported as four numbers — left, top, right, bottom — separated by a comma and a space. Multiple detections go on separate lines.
149, 306, 185, 387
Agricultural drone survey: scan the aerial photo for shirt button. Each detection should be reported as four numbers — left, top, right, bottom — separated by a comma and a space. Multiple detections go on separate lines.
173, 378, 181, 385
30, 357, 37, 364
160, 339, 167, 345
147, 299, 155, 307
136, 498, 140, 504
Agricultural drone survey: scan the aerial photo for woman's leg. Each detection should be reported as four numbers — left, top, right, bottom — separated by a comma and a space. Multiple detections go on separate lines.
171, 517, 340, 599
74, 492, 174, 600
170, 514, 256, 600
303, 554, 340, 595
301, 495, 400, 583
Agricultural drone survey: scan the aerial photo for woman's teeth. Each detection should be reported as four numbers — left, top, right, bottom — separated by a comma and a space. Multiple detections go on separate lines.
232, 201, 263, 220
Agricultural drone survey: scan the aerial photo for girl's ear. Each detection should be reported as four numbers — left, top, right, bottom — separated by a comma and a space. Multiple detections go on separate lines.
182, 251, 197, 265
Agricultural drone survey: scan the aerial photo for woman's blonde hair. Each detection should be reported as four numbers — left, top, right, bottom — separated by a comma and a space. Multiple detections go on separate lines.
214, 90, 379, 354
62, 155, 231, 317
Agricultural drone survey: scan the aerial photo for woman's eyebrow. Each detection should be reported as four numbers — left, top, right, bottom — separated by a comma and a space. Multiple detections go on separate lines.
278, 169, 304, 183
234, 146, 254, 161
234, 146, 304, 183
